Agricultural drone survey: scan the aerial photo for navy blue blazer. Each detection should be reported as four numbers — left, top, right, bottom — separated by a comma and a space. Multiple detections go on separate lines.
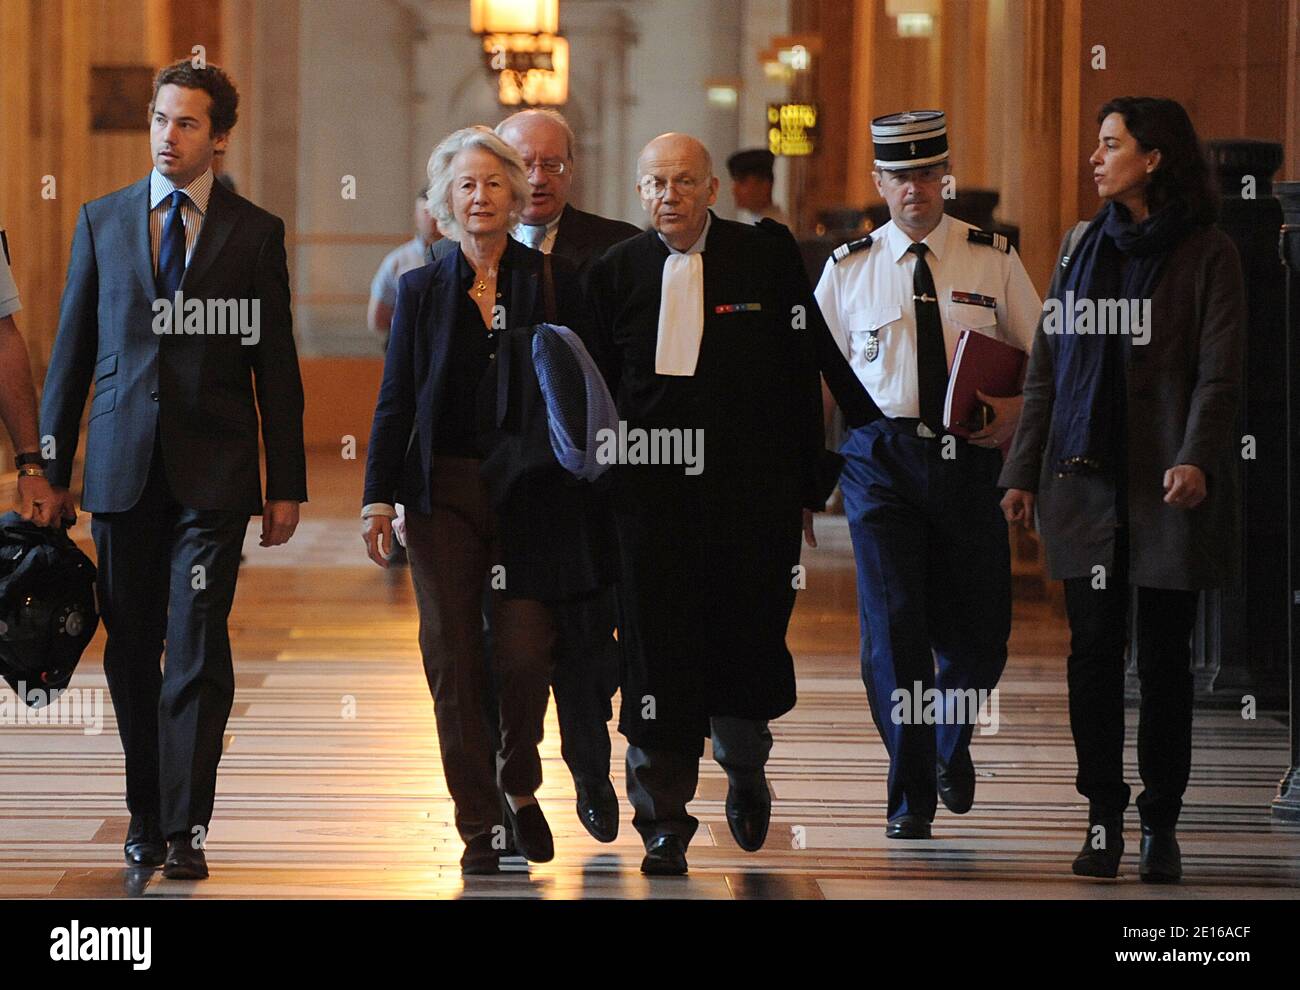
363, 236, 612, 599
40, 175, 306, 515
362, 236, 583, 514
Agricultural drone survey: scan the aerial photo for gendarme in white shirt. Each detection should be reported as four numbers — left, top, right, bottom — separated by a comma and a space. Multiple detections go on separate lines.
814, 213, 1042, 420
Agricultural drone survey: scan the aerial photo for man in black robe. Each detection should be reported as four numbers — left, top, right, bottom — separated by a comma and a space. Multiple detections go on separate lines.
588, 133, 863, 875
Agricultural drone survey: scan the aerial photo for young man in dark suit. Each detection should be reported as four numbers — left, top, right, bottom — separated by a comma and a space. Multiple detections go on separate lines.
39, 59, 307, 880
427, 109, 639, 844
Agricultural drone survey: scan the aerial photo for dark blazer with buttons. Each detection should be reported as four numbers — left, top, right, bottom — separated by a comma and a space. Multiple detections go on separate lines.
39, 175, 307, 516
364, 236, 610, 599
363, 235, 587, 515
549, 203, 642, 277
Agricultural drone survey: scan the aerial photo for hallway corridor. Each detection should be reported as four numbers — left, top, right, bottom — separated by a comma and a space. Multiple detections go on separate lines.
2, 453, 1297, 900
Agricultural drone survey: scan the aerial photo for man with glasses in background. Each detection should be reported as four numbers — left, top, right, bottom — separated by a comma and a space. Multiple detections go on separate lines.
431, 109, 639, 280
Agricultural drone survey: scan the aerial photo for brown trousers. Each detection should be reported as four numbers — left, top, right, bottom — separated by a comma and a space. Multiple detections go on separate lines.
404, 456, 556, 845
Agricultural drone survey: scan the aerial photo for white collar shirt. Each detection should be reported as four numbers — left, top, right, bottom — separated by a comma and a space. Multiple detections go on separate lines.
514, 214, 562, 255
149, 167, 214, 274
813, 213, 1042, 419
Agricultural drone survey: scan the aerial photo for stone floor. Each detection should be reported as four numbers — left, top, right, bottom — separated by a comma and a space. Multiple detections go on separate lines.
2, 453, 1297, 899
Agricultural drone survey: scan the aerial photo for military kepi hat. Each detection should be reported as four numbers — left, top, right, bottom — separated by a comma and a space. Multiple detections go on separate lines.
872, 110, 948, 171
727, 148, 776, 180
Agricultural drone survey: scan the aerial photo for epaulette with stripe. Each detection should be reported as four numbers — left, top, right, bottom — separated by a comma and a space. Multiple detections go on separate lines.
831, 235, 873, 264
967, 228, 1011, 253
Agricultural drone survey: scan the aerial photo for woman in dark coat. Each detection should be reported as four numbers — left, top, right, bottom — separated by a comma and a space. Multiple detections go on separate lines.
361, 126, 610, 875
1000, 97, 1244, 882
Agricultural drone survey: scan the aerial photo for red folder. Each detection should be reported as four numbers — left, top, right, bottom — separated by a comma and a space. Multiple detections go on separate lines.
942, 329, 1027, 451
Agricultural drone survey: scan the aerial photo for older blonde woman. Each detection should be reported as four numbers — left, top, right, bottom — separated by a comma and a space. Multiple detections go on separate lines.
360, 126, 605, 875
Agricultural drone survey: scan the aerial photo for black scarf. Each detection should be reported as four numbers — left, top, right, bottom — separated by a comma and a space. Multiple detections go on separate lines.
1047, 201, 1192, 475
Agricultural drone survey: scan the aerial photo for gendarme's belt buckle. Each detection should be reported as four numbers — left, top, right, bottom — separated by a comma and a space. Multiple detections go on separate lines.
864, 330, 879, 362
916, 422, 936, 438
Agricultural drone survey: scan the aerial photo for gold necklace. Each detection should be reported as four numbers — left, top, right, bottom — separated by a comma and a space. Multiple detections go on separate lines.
472, 267, 496, 299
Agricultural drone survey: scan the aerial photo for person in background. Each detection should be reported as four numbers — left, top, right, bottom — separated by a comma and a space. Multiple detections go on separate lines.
1000, 97, 1243, 883
369, 186, 440, 348
0, 224, 66, 526
727, 148, 788, 227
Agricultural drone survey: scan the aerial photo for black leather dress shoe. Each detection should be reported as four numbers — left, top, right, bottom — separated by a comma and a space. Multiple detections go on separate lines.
1139, 825, 1182, 883
937, 749, 976, 815
500, 826, 520, 858
574, 777, 619, 843
640, 835, 688, 876
504, 800, 554, 863
162, 838, 208, 880
123, 814, 165, 868
460, 834, 500, 876
725, 778, 772, 852
1071, 818, 1124, 878
885, 815, 932, 839
495, 793, 521, 857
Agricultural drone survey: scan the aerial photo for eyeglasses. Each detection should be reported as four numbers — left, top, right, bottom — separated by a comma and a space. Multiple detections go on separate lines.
638, 174, 703, 200
523, 160, 569, 176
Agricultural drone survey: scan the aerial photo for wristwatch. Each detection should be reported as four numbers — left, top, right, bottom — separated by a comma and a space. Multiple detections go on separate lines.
17, 463, 46, 479
15, 451, 45, 469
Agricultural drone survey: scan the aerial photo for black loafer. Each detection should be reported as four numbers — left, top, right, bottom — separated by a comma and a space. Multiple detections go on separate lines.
504, 800, 554, 863
1071, 818, 1124, 878
885, 815, 932, 840
725, 778, 772, 852
640, 834, 688, 876
460, 834, 501, 876
937, 749, 976, 815
499, 826, 520, 858
1139, 825, 1182, 883
162, 838, 208, 880
123, 814, 165, 868
574, 777, 619, 843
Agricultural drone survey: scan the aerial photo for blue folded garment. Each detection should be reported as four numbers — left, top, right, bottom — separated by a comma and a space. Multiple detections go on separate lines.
531, 324, 619, 481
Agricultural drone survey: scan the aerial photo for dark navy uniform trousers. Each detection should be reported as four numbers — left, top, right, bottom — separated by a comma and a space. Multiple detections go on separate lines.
839, 418, 1011, 822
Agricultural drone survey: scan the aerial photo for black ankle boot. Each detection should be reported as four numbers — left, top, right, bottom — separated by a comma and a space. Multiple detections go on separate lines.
1071, 815, 1124, 878
1139, 824, 1182, 883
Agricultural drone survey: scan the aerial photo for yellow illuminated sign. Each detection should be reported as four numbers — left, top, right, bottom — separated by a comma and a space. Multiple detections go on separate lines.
768, 103, 818, 157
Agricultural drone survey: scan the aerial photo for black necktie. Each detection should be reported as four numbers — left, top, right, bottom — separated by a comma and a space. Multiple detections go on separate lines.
156, 190, 187, 299
909, 242, 948, 431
